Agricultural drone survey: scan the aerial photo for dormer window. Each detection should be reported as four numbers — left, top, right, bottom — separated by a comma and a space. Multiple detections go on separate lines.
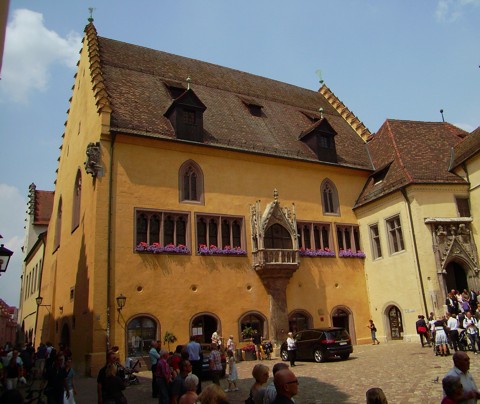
371, 162, 392, 186
164, 88, 207, 143
299, 117, 337, 163
239, 96, 264, 117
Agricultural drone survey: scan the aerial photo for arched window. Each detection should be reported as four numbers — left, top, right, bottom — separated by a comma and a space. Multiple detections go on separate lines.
288, 310, 312, 333
190, 313, 220, 344
264, 224, 292, 249
179, 160, 204, 204
320, 179, 339, 215
127, 316, 158, 357
239, 312, 267, 340
54, 197, 62, 250
72, 169, 82, 231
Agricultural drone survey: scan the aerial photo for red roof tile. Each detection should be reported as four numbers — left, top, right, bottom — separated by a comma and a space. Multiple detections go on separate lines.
451, 127, 480, 169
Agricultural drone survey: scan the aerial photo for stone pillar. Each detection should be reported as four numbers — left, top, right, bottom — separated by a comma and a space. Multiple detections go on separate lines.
263, 277, 290, 345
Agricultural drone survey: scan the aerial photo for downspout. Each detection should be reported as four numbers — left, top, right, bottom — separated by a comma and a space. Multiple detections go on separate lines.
106, 132, 117, 353
400, 188, 429, 315
33, 241, 46, 347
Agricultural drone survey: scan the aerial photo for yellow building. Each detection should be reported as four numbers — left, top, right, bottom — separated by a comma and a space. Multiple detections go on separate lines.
35, 23, 375, 375
18, 184, 53, 344
355, 120, 478, 342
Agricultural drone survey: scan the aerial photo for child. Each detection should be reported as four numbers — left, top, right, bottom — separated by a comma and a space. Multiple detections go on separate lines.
367, 320, 380, 345
225, 350, 238, 392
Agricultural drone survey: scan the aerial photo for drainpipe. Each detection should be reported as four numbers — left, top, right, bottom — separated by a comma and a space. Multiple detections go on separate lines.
106, 133, 117, 353
400, 188, 429, 315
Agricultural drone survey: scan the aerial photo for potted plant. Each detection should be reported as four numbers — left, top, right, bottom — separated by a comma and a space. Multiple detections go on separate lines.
163, 331, 177, 352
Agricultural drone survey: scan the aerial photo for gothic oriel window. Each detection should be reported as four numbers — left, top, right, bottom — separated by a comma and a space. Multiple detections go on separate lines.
264, 224, 292, 249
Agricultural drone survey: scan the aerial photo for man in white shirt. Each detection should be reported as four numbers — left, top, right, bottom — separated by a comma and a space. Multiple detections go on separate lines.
447, 313, 460, 352
445, 351, 480, 404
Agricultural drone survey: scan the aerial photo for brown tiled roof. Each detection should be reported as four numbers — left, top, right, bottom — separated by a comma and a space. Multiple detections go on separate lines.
28, 184, 54, 225
355, 120, 467, 208
450, 127, 480, 169
91, 28, 372, 170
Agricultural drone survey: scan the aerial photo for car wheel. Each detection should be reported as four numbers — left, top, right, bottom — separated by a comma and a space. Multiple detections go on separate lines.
340, 353, 350, 360
281, 350, 288, 361
314, 349, 326, 363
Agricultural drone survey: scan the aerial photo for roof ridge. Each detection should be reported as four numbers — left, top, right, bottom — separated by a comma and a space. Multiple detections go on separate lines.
84, 24, 111, 113
319, 84, 371, 142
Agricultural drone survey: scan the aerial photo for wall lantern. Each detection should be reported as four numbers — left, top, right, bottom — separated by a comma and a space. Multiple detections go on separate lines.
116, 294, 126, 312
0, 244, 14, 275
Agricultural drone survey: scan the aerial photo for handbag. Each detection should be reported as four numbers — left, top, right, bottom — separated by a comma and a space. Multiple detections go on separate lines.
417, 326, 427, 333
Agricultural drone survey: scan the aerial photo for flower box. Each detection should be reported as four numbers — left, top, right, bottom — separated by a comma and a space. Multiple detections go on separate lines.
339, 249, 366, 258
299, 248, 335, 257
135, 243, 190, 255
198, 244, 247, 256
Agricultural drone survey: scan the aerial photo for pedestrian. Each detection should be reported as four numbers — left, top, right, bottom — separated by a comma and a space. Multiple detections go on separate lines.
365, 387, 388, 404
415, 315, 430, 347
253, 331, 262, 360
208, 343, 223, 386
197, 384, 228, 404
184, 336, 202, 393
246, 363, 269, 404
211, 330, 222, 349
286, 332, 297, 366
263, 362, 289, 404
63, 357, 77, 404
444, 351, 480, 402
271, 368, 298, 404
226, 335, 235, 353
224, 349, 238, 393
441, 375, 463, 404
367, 320, 380, 345
97, 351, 124, 404
44, 354, 66, 404
178, 374, 199, 404
447, 313, 460, 352
170, 360, 192, 404
149, 341, 161, 398
156, 349, 172, 404
36, 342, 48, 377
463, 311, 480, 354
433, 316, 449, 356
5, 350, 22, 390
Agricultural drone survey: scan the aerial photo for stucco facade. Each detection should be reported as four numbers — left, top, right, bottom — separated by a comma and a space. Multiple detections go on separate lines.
34, 24, 375, 375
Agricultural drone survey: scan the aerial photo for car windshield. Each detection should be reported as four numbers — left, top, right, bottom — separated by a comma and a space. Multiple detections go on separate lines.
324, 329, 350, 340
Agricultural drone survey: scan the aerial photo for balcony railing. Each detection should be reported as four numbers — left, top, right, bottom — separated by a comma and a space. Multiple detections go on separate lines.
252, 249, 300, 268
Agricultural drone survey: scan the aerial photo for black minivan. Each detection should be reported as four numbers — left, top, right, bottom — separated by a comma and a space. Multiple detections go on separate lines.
280, 327, 353, 363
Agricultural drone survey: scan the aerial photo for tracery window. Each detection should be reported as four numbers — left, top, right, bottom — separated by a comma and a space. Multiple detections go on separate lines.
72, 169, 82, 231
54, 197, 62, 251
179, 160, 204, 204
320, 179, 339, 215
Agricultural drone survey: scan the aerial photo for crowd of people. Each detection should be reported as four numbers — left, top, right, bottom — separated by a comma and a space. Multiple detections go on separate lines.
415, 289, 480, 356
0, 340, 76, 403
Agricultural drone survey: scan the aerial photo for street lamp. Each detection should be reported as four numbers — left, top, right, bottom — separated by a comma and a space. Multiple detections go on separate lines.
36, 296, 51, 312
0, 244, 14, 275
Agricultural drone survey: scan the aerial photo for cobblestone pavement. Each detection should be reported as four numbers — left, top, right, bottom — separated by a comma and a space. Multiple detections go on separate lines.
68, 342, 480, 403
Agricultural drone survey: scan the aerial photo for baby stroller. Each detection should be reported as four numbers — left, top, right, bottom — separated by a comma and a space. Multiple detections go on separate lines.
261, 341, 273, 360
118, 358, 141, 386
458, 329, 472, 351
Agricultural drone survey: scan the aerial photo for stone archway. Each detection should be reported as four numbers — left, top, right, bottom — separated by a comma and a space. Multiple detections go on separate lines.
445, 261, 469, 293
331, 306, 356, 344
190, 313, 220, 344
386, 305, 403, 340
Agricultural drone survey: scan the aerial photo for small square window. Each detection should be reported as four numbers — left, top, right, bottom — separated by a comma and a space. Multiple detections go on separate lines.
456, 197, 471, 217
184, 110, 196, 125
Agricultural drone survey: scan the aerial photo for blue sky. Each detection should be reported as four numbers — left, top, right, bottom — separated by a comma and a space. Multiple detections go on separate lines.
0, 0, 479, 306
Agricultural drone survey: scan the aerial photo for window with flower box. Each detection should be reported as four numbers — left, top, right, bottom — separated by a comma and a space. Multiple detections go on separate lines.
297, 222, 334, 257
196, 214, 246, 255
135, 209, 190, 254
336, 224, 365, 258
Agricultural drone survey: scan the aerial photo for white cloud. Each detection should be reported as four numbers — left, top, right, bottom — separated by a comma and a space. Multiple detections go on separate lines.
0, 184, 27, 307
435, 0, 480, 22
0, 9, 82, 103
